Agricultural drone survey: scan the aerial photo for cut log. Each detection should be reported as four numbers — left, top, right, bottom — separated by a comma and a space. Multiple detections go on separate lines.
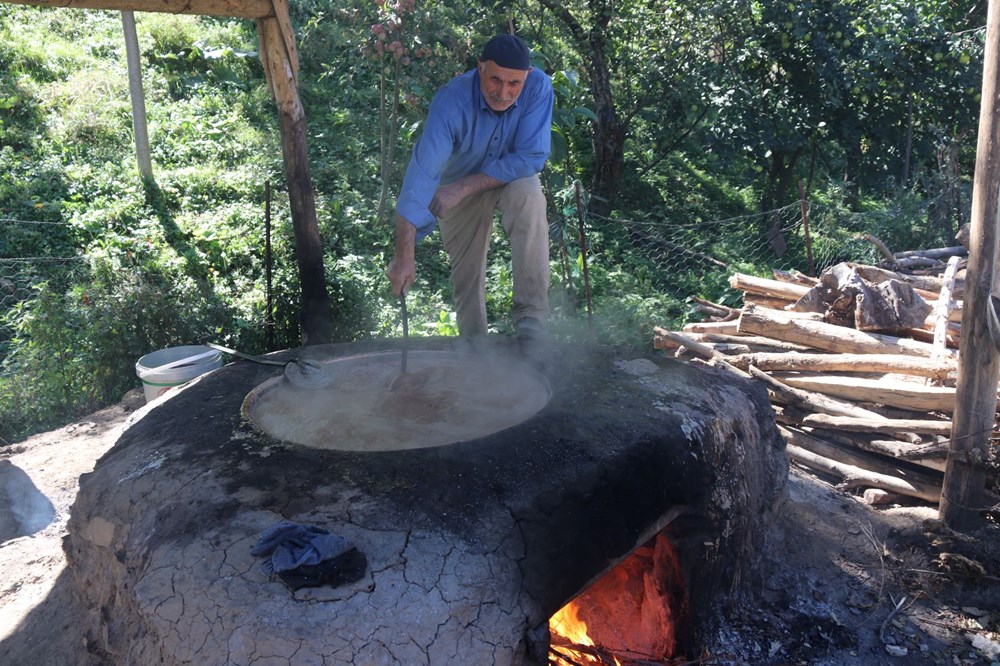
772, 269, 819, 287
863, 489, 913, 506
653, 331, 750, 380
897, 441, 950, 464
852, 264, 965, 298
894, 246, 969, 260
694, 303, 733, 320
654, 329, 749, 353
895, 256, 945, 270
743, 294, 798, 310
771, 372, 960, 413
681, 320, 740, 335
802, 427, 948, 473
738, 305, 955, 358
729, 273, 812, 301
725, 352, 956, 381
675, 343, 751, 358
905, 325, 961, 349
701, 334, 814, 353
932, 255, 963, 359
782, 426, 945, 494
784, 439, 941, 503
794, 413, 952, 436
690, 297, 739, 321
747, 366, 886, 420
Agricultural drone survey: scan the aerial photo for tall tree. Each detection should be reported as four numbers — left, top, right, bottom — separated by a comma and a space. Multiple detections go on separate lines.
536, 0, 625, 217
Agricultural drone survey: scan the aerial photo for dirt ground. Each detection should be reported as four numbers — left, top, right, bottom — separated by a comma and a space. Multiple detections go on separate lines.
0, 390, 998, 665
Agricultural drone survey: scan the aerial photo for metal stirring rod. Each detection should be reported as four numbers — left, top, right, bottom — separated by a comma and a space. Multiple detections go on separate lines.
400, 292, 409, 375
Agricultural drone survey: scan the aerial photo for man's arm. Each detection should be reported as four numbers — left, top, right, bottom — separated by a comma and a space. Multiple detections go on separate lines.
386, 214, 417, 296
430, 173, 505, 219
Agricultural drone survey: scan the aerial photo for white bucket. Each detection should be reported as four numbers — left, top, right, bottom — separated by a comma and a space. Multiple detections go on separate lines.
135, 345, 223, 404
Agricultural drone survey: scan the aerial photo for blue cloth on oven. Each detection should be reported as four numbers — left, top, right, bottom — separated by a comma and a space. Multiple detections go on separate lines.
251, 520, 353, 575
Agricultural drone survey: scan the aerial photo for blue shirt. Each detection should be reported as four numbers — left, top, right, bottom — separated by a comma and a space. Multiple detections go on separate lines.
395, 67, 554, 240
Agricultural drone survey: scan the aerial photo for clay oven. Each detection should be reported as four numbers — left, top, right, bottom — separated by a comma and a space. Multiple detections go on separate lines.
65, 337, 787, 664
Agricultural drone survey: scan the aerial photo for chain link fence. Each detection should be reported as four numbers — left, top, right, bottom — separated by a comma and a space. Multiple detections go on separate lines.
1, 200, 893, 348
0, 217, 87, 342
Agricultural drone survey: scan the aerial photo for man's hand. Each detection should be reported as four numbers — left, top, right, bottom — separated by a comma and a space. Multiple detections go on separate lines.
386, 255, 415, 296
430, 173, 505, 219
429, 181, 466, 219
387, 215, 417, 296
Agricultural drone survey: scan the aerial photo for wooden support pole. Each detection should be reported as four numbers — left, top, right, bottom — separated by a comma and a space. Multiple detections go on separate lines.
121, 11, 153, 183
4, 0, 275, 18
258, 6, 331, 345
941, 0, 1000, 530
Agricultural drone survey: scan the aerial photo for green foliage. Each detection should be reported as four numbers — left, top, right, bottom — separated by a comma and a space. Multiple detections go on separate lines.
0, 0, 985, 442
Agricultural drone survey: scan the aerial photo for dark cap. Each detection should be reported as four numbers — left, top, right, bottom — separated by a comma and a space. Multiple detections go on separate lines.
480, 34, 531, 70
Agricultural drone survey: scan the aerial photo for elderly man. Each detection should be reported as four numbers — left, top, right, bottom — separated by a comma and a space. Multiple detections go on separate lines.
386, 34, 554, 340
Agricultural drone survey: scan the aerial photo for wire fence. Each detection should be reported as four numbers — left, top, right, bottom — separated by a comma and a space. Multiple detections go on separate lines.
0, 217, 87, 317
0, 199, 891, 347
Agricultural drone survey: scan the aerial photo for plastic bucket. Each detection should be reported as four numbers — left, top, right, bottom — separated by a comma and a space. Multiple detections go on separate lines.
135, 345, 223, 404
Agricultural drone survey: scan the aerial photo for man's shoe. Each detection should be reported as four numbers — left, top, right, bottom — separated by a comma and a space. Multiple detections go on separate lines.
515, 316, 546, 341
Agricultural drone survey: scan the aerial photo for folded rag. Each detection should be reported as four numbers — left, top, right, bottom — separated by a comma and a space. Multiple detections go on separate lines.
251, 521, 353, 574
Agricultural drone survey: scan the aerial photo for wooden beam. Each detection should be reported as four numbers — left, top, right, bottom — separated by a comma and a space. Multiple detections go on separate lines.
941, 0, 1000, 529
257, 14, 331, 344
3, 0, 274, 18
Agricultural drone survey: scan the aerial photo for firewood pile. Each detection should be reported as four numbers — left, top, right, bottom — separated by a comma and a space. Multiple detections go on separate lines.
653, 239, 987, 507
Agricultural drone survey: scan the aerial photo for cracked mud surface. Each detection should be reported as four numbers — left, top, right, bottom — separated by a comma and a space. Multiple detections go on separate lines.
1, 337, 995, 665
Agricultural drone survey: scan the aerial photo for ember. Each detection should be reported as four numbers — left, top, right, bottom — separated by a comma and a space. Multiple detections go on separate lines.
549, 533, 687, 665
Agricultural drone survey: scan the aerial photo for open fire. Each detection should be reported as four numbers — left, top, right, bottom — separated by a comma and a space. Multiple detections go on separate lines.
549, 532, 688, 665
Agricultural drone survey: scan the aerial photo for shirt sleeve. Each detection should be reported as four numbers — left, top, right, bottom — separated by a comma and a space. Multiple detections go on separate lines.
481, 71, 554, 184
395, 90, 462, 241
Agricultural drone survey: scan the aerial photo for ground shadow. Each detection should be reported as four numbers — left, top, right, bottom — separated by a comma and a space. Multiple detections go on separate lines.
0, 567, 94, 665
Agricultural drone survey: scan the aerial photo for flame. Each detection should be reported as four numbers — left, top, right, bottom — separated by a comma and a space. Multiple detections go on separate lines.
549, 600, 622, 666
548, 533, 685, 666
550, 600, 593, 647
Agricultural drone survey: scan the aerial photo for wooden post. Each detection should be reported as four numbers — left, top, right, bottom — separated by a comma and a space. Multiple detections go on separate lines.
121, 10, 153, 183
940, 0, 1000, 530
264, 180, 274, 351
257, 1, 331, 345
798, 179, 814, 276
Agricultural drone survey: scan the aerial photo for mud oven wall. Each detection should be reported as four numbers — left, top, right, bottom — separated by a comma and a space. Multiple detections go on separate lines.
65, 338, 787, 665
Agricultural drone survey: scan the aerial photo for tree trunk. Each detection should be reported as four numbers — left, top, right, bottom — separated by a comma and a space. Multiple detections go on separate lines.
761, 147, 802, 212
843, 139, 862, 211
537, 0, 625, 218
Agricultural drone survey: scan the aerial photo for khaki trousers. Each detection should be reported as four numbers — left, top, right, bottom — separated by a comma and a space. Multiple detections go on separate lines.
437, 175, 550, 336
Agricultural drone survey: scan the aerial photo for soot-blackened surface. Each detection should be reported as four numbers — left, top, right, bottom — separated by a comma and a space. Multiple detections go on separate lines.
66, 336, 786, 665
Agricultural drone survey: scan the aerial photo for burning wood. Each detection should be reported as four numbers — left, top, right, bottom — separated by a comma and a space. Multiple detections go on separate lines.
653, 248, 1000, 507
548, 533, 687, 666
